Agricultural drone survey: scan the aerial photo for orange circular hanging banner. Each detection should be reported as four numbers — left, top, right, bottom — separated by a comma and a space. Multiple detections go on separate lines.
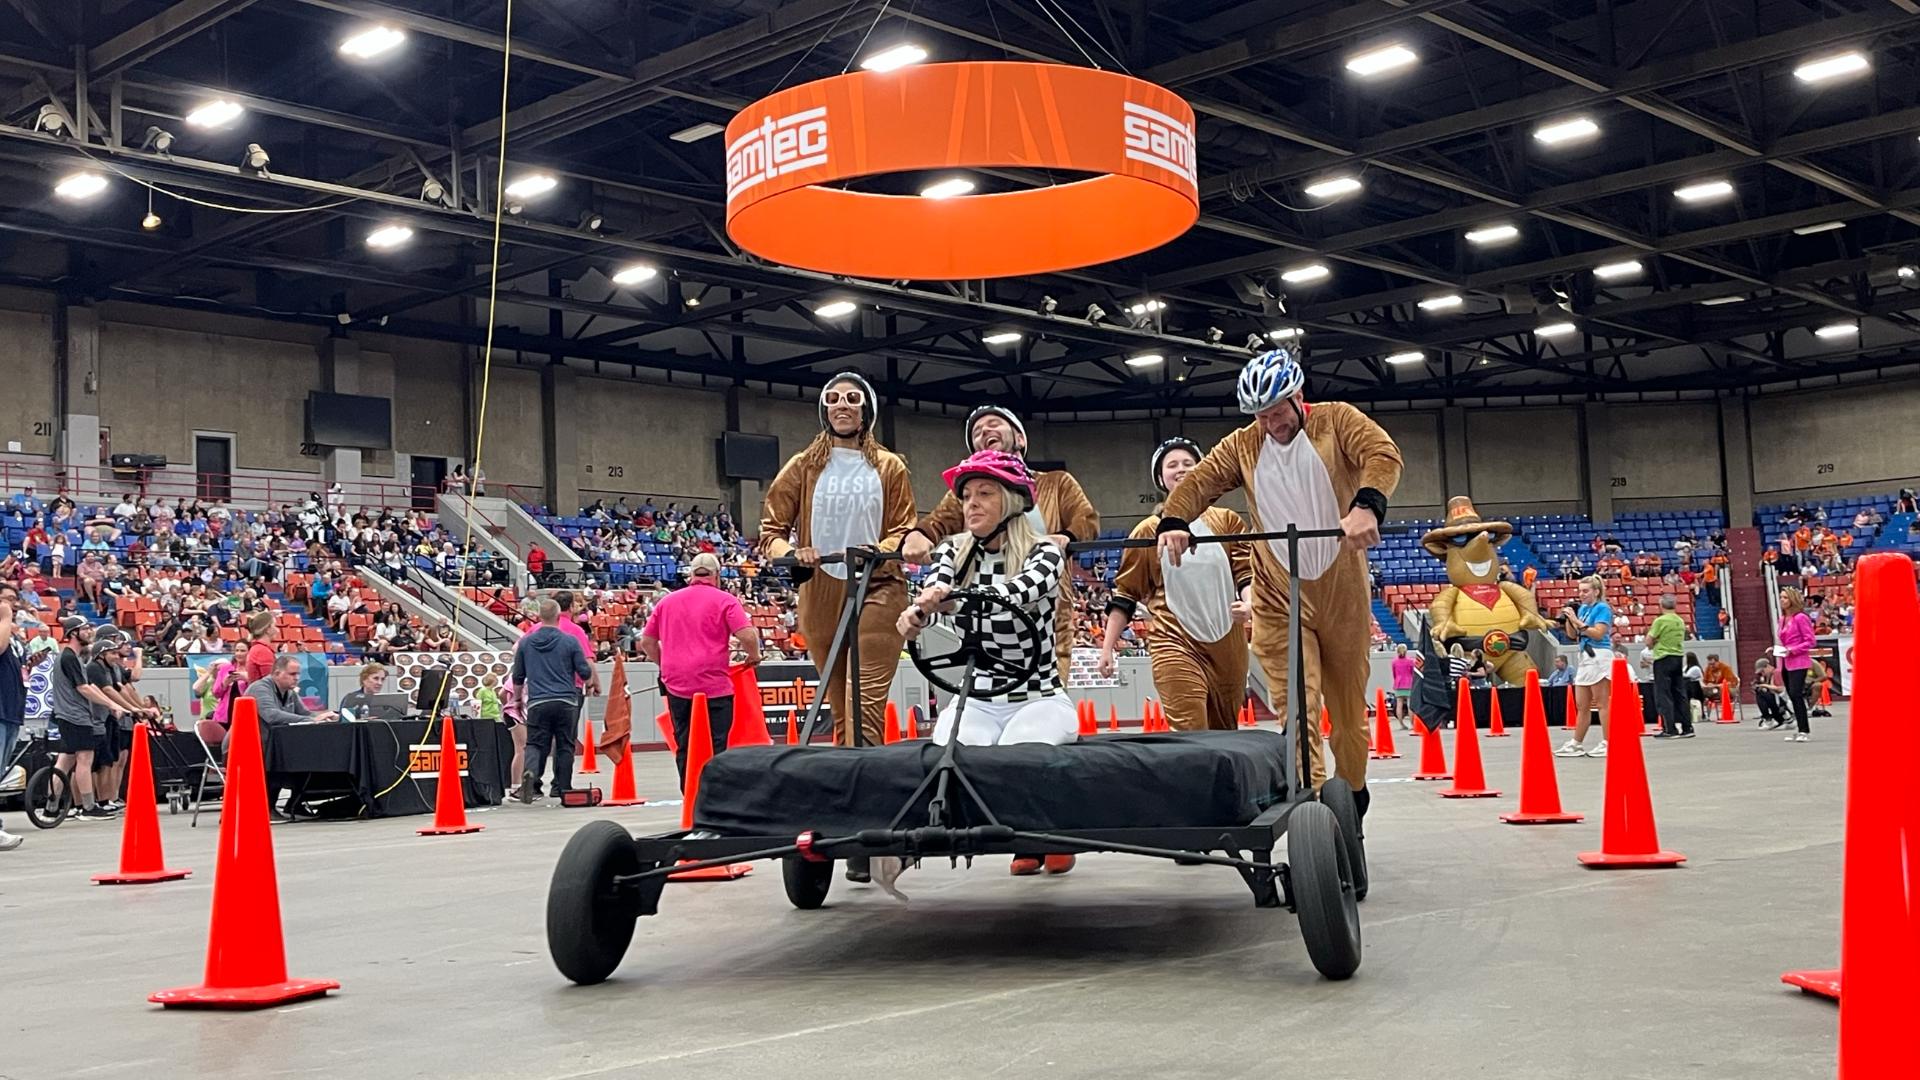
723, 62, 1200, 281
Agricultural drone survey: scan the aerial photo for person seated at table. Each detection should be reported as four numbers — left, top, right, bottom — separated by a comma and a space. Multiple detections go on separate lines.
338, 663, 403, 720
238, 654, 339, 820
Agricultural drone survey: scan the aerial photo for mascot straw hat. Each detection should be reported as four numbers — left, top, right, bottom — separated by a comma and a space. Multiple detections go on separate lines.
1419, 496, 1514, 557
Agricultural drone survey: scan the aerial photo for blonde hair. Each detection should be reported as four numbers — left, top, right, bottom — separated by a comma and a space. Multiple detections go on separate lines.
357, 662, 387, 687
949, 480, 1039, 590
1580, 575, 1606, 598
1780, 588, 1804, 613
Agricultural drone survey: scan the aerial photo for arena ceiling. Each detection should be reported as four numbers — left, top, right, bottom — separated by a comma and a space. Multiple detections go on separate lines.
1, 0, 1917, 415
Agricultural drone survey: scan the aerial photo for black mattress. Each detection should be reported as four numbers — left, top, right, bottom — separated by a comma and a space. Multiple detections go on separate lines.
692, 730, 1296, 836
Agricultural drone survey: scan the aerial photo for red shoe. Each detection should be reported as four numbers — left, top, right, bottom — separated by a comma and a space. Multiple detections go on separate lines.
1010, 857, 1043, 876
1042, 854, 1076, 875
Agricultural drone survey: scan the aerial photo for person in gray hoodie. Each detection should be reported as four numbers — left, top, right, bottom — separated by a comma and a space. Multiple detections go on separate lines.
511, 597, 594, 802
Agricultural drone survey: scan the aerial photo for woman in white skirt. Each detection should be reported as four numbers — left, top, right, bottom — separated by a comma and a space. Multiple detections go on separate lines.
899, 448, 1078, 876
1554, 575, 1617, 759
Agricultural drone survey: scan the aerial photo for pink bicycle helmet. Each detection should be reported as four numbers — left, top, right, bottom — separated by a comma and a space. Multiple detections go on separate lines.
942, 449, 1035, 503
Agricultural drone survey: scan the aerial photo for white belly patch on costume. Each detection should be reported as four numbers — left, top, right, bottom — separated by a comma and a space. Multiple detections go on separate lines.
1252, 434, 1342, 581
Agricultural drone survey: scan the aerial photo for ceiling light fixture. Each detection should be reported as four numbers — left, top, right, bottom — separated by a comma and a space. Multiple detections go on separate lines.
859, 43, 928, 72
184, 99, 244, 129
982, 331, 1022, 345
1792, 221, 1846, 236
365, 223, 413, 250
1036, 295, 1058, 314
140, 126, 174, 153
919, 176, 975, 200
610, 263, 658, 285
1898, 265, 1918, 281
1699, 295, 1747, 306
1245, 333, 1268, 352
339, 24, 406, 60
53, 171, 107, 200
238, 142, 270, 175
503, 173, 557, 199
1593, 260, 1643, 280
141, 188, 161, 230
33, 103, 67, 136
669, 121, 725, 143
1303, 176, 1363, 200
1268, 327, 1302, 340
814, 300, 858, 319
1814, 321, 1857, 339
1346, 44, 1417, 77
1535, 321, 1577, 338
1465, 224, 1519, 245
1417, 294, 1463, 311
1384, 350, 1425, 365
1532, 116, 1600, 145
1280, 263, 1330, 284
1674, 179, 1734, 203
1794, 51, 1870, 84
1084, 303, 1108, 323
1124, 352, 1165, 369
1126, 299, 1166, 316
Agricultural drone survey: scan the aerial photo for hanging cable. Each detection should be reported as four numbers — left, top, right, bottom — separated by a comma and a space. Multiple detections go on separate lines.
1032, 0, 1130, 73
840, 0, 895, 74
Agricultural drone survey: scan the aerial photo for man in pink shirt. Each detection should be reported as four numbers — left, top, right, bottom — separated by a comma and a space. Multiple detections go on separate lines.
641, 553, 760, 786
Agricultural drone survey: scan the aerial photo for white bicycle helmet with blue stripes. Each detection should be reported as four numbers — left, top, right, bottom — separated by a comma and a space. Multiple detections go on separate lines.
1236, 347, 1305, 415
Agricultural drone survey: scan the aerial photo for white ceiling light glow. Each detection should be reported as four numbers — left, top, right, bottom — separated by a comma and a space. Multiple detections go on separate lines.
1675, 180, 1735, 203
610, 263, 658, 285
669, 122, 724, 143
982, 331, 1022, 345
1384, 351, 1425, 365
1124, 353, 1165, 369
814, 300, 858, 319
364, 223, 413, 249
1535, 321, 1577, 338
1280, 263, 1330, 284
918, 177, 976, 200
1593, 260, 1643, 280
1268, 327, 1302, 340
1465, 224, 1519, 245
53, 172, 108, 200
1346, 44, 1417, 77
1794, 51, 1870, 84
1533, 116, 1600, 145
1814, 322, 1857, 339
859, 44, 927, 72
1792, 221, 1846, 236
1303, 176, 1363, 200
1699, 295, 1747, 306
1418, 294, 1463, 311
184, 99, 244, 129
503, 173, 558, 199
339, 25, 406, 60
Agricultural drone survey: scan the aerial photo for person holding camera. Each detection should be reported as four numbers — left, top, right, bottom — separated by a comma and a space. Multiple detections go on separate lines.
1554, 576, 1617, 759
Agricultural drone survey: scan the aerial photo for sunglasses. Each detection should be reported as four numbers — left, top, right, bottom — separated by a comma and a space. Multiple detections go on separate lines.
821, 389, 866, 406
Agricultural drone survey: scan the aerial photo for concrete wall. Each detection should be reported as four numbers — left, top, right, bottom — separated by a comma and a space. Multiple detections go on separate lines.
474, 364, 544, 494
0, 308, 56, 457
1748, 380, 1920, 495
1371, 410, 1445, 513
1465, 406, 1582, 506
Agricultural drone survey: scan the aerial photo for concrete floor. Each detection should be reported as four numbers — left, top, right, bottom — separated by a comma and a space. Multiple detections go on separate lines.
4, 707, 1846, 1080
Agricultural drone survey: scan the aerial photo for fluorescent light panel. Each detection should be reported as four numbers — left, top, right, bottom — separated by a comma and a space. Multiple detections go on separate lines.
53, 172, 108, 200
503, 173, 558, 199
1417, 294, 1463, 311
982, 331, 1022, 345
1280, 263, 1329, 284
1124, 353, 1165, 368
365, 224, 412, 249
1303, 176, 1362, 199
1384, 351, 1425, 365
860, 44, 927, 72
919, 177, 975, 200
1268, 327, 1302, 340
814, 300, 857, 319
1814, 322, 1857, 339
1593, 260, 1643, 280
1792, 221, 1846, 236
1699, 295, 1747, 306
1675, 180, 1735, 203
1346, 44, 1416, 77
1465, 224, 1519, 245
669, 122, 724, 143
1535, 321, 1577, 338
340, 25, 405, 59
1794, 51, 1870, 83
610, 263, 657, 285
184, 99, 244, 128
1533, 116, 1599, 145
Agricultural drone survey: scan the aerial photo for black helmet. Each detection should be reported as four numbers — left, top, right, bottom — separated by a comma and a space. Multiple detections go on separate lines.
818, 371, 877, 434
964, 405, 1026, 453
1150, 437, 1204, 493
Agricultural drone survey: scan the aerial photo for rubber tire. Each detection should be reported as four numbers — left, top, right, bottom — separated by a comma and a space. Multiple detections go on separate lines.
546, 820, 642, 985
1318, 777, 1369, 902
1288, 801, 1362, 980
782, 856, 834, 910
25, 766, 69, 830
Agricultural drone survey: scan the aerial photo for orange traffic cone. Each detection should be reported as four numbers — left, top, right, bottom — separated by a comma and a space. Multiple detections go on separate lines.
1501, 670, 1584, 825
576, 711, 600, 775
728, 665, 772, 747
1819, 679, 1833, 708
94, 724, 192, 885
1578, 659, 1685, 868
1716, 681, 1738, 725
1487, 690, 1509, 737
671, 694, 750, 881
1563, 685, 1578, 728
1076, 701, 1097, 737
1370, 689, 1400, 759
656, 707, 679, 752
149, 697, 338, 1008
904, 705, 921, 740
1108, 704, 1119, 733
602, 716, 649, 807
1837, 553, 1920, 1073
1320, 705, 1332, 739
1441, 679, 1500, 798
418, 715, 483, 836
1240, 700, 1255, 727
1782, 969, 1841, 1000
1411, 715, 1450, 781
883, 701, 903, 745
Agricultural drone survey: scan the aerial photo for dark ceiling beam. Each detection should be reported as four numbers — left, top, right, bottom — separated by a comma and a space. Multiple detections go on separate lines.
574, 288, 817, 346
87, 0, 263, 80
753, 318, 1002, 374
281, 0, 630, 81
5, 0, 70, 49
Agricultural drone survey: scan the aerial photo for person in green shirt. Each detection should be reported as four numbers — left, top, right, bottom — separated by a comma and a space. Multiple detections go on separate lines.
476, 673, 503, 722
1645, 595, 1692, 738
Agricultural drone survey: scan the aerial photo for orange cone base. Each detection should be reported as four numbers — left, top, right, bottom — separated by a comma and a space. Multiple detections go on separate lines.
417, 822, 484, 836
1779, 968, 1840, 1000
149, 977, 339, 1010
1487, 730, 1510, 738
1411, 771, 1451, 781
1369, 749, 1402, 759
576, 765, 601, 775
1500, 810, 1585, 825
1439, 787, 1502, 799
1577, 849, 1686, 868
668, 859, 752, 881
1715, 717, 1739, 725
93, 867, 192, 885
601, 796, 648, 807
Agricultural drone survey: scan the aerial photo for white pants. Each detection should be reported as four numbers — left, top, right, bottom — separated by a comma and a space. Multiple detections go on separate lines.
932, 693, 1079, 747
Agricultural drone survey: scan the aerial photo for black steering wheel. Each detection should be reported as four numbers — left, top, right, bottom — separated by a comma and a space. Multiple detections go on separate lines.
908, 588, 1043, 699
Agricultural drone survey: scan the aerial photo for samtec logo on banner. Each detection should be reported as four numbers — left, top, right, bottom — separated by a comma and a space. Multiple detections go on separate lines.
726, 106, 829, 203
407, 742, 471, 780
1121, 100, 1195, 185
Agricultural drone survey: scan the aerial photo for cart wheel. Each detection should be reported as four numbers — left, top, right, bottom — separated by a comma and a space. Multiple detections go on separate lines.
1287, 801, 1362, 980
25, 766, 70, 830
781, 856, 834, 910
1318, 778, 1369, 902
547, 820, 644, 985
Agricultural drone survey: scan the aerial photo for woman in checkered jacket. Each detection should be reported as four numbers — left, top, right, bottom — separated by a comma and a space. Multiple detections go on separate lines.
898, 450, 1079, 750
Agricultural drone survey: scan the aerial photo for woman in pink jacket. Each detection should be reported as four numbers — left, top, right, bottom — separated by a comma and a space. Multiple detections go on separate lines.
1775, 589, 1816, 742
